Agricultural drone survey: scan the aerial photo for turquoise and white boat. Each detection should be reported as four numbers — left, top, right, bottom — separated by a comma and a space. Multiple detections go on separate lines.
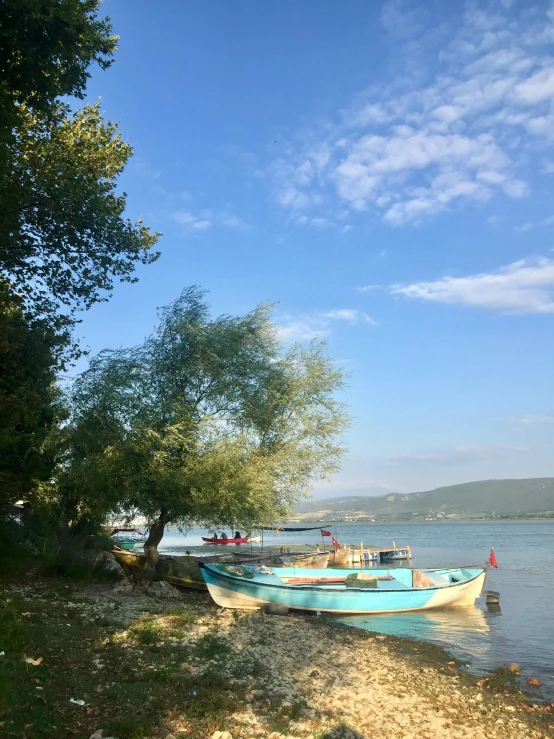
198, 563, 487, 614
110, 528, 146, 550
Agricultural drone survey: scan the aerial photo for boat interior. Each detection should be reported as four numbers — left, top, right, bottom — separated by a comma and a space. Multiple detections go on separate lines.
215, 565, 483, 590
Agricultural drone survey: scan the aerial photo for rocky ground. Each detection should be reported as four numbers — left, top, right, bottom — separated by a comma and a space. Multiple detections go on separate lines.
1, 573, 553, 739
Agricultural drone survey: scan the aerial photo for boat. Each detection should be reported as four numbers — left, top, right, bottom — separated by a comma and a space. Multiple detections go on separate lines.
202, 536, 250, 545
110, 528, 146, 550
329, 543, 412, 566
112, 548, 329, 590
198, 563, 487, 614
112, 548, 233, 590
234, 550, 330, 568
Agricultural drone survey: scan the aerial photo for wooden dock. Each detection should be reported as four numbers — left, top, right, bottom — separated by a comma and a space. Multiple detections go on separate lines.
263, 542, 412, 565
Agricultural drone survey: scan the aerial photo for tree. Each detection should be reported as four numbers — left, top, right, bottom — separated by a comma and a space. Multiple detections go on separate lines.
0, 1, 159, 530
2, 102, 160, 358
0, 0, 116, 120
61, 287, 350, 572
0, 1, 159, 360
0, 1, 159, 519
0, 281, 65, 510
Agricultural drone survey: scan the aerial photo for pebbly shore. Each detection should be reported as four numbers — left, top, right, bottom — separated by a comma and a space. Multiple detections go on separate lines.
2, 576, 553, 739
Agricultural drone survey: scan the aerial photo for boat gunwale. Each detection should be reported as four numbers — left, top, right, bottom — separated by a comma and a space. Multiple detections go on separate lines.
198, 562, 486, 594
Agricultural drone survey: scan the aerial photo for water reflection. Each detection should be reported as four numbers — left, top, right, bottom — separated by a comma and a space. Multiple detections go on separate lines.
339, 605, 496, 668
340, 603, 491, 642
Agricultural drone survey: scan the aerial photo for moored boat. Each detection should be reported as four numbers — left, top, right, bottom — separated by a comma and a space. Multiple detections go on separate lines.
112, 547, 330, 590
198, 563, 487, 614
202, 536, 250, 545
110, 528, 146, 550
112, 548, 232, 590
234, 550, 330, 569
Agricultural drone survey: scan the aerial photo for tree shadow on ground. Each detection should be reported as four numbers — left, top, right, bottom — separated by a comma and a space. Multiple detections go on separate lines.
320, 724, 367, 739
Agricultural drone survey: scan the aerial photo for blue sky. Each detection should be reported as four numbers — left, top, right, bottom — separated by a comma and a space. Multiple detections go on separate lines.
78, 0, 554, 497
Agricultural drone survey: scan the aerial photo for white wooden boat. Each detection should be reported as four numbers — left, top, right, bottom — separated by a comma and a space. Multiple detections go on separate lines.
199, 563, 487, 614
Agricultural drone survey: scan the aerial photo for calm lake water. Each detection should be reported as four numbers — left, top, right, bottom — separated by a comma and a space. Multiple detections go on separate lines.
158, 520, 554, 698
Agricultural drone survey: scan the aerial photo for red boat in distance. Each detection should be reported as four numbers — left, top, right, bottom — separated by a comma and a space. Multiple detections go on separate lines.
202, 536, 249, 545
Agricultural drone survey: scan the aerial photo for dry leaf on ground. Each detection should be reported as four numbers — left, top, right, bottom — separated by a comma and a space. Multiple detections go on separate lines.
24, 657, 43, 666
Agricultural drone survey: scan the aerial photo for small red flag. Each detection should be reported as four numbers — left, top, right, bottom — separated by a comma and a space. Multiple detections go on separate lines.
321, 529, 331, 536
488, 547, 498, 568
331, 535, 341, 549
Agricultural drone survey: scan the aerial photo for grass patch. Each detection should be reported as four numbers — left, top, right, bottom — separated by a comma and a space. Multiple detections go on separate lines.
170, 607, 198, 628
0, 584, 247, 738
108, 715, 151, 739
266, 697, 307, 733
128, 618, 164, 645
193, 633, 231, 661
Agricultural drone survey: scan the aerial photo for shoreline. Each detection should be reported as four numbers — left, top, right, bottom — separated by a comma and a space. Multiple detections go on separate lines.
1, 575, 552, 739
290, 518, 554, 524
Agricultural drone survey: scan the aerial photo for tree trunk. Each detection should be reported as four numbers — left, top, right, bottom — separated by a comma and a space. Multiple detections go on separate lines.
143, 512, 167, 580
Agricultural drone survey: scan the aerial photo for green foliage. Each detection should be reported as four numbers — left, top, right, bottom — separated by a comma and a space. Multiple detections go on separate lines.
59, 286, 350, 541
128, 618, 164, 646
193, 633, 232, 661
0, 0, 116, 118
0, 1, 159, 522
0, 283, 65, 507
108, 716, 150, 739
0, 1, 159, 362
170, 608, 198, 627
1, 103, 160, 357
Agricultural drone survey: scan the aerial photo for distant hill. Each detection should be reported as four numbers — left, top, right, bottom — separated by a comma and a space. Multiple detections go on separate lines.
295, 478, 554, 520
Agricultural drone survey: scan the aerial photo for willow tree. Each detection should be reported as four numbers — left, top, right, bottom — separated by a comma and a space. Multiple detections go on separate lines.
61, 287, 350, 571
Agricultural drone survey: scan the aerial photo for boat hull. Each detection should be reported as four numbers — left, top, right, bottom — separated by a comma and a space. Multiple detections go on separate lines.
199, 564, 487, 614
112, 549, 227, 590
112, 539, 143, 550
232, 551, 330, 568
111, 549, 327, 590
202, 537, 250, 545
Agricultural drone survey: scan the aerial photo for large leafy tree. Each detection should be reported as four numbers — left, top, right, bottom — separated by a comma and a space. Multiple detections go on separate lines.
0, 0, 116, 118
0, 1, 159, 510
0, 0, 159, 357
0, 281, 65, 509
61, 287, 350, 570
2, 102, 160, 356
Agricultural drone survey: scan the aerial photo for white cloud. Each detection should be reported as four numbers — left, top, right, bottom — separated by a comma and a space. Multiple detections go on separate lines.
221, 215, 250, 229
514, 215, 554, 232
277, 308, 377, 342
357, 284, 382, 292
269, 2, 554, 226
173, 209, 250, 233
519, 415, 554, 425
323, 309, 377, 325
391, 257, 554, 314
173, 211, 212, 231
389, 444, 527, 467
276, 316, 330, 343
380, 0, 425, 40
